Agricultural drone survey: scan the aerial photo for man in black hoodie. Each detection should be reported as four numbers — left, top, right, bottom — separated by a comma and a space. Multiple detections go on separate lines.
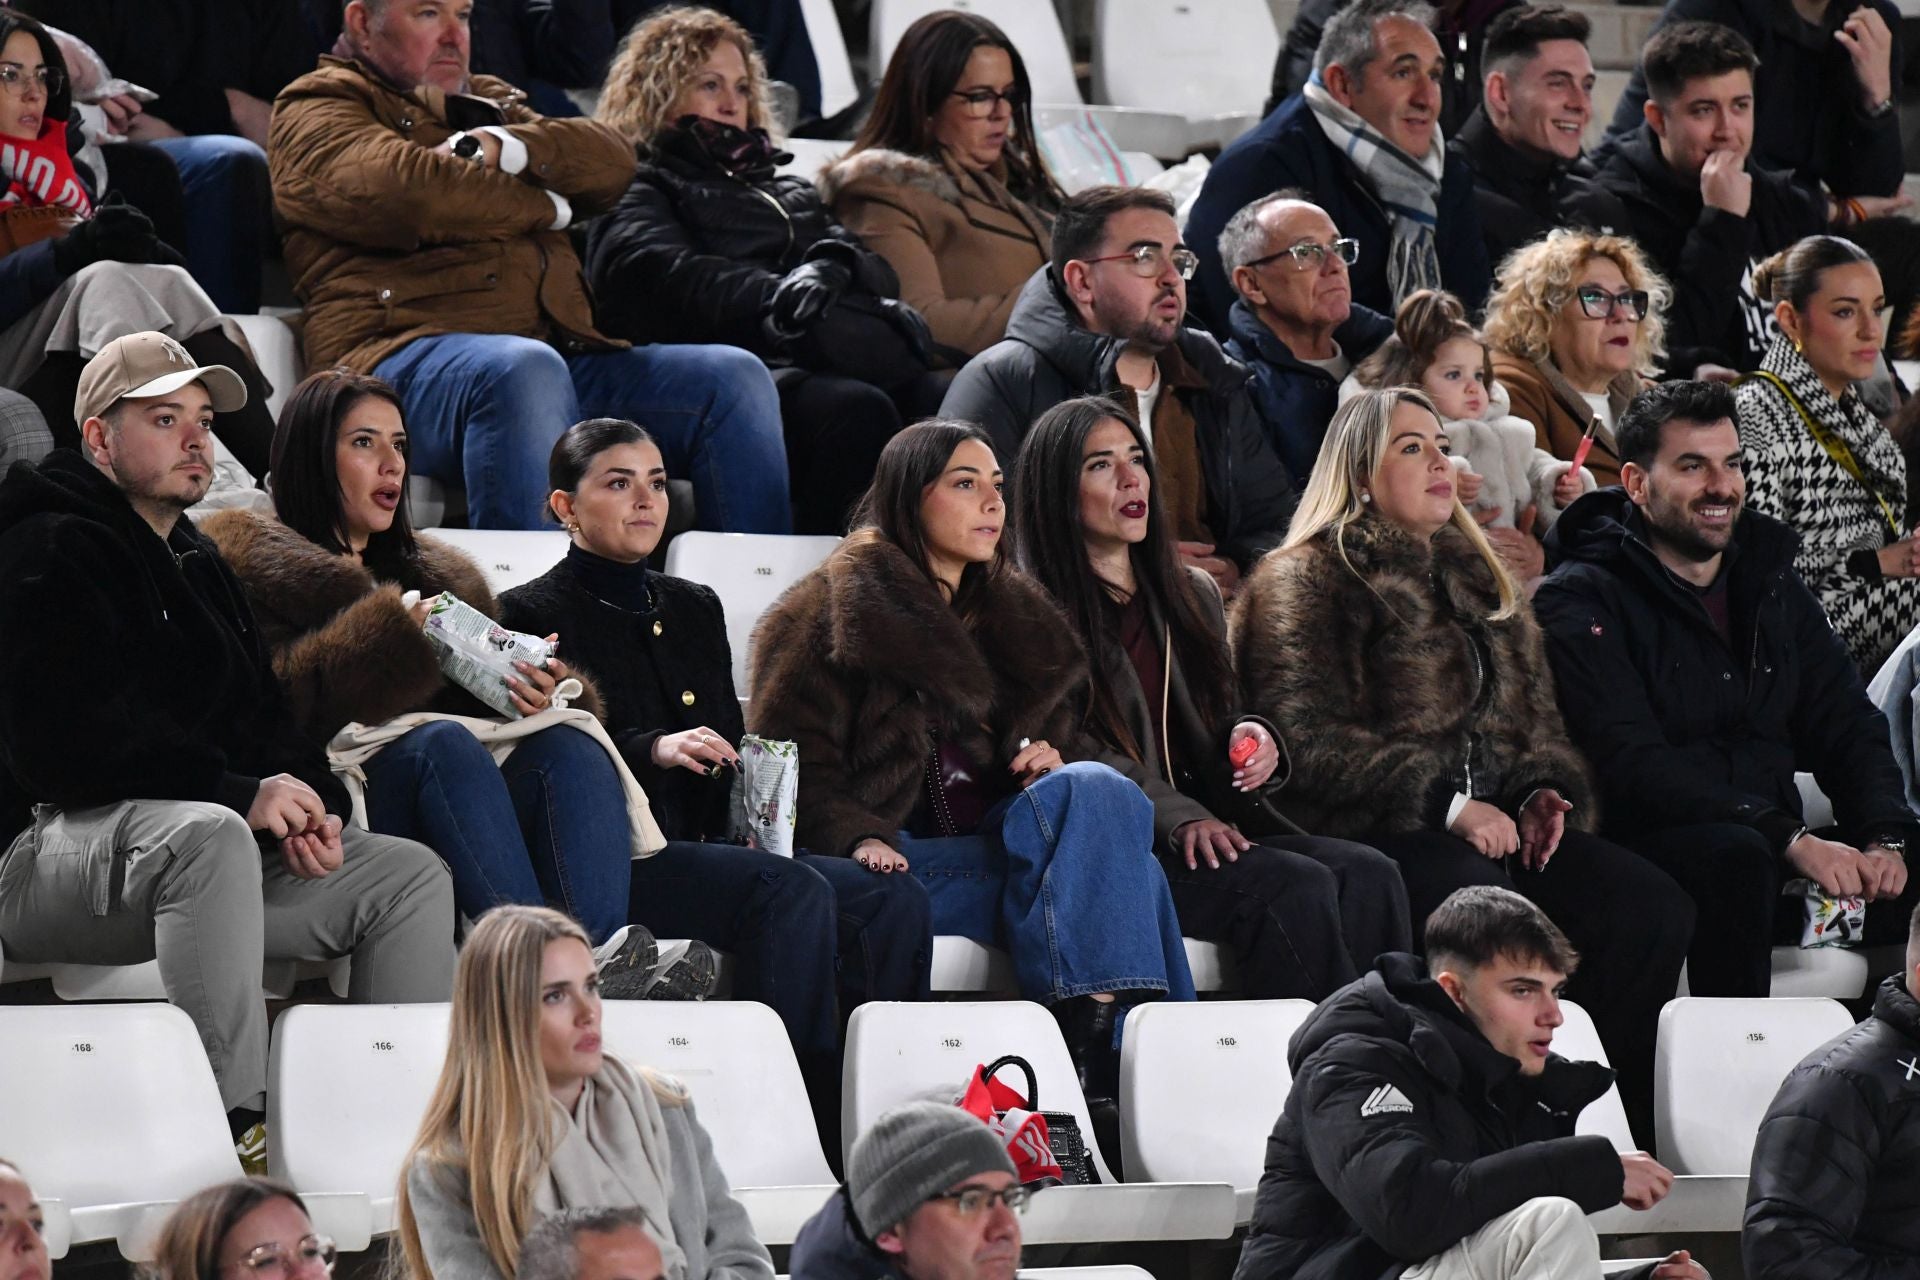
1743, 902, 1920, 1278
1234, 886, 1705, 1280
941, 185, 1297, 596
1536, 380, 1919, 999
1574, 21, 1825, 377
0, 332, 455, 1146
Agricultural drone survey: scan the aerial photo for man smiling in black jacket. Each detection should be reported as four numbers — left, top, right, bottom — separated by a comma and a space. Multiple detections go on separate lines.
1234, 886, 1705, 1280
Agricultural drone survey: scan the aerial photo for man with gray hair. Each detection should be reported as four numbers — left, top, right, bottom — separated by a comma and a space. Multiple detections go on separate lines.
1218, 191, 1393, 482
1186, 0, 1491, 333
790, 1102, 1025, 1280
519, 1207, 666, 1280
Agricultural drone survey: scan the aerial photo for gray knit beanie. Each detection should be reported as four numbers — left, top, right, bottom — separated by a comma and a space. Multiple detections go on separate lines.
847, 1102, 1019, 1237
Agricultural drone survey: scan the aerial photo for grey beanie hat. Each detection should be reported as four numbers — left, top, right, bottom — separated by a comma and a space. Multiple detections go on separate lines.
847, 1102, 1019, 1237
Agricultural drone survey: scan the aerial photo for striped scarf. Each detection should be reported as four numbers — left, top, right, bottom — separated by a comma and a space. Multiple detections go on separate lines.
1304, 79, 1443, 305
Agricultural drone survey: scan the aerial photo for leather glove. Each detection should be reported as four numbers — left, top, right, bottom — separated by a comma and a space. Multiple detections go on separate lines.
875, 297, 932, 366
50, 194, 176, 275
765, 258, 852, 337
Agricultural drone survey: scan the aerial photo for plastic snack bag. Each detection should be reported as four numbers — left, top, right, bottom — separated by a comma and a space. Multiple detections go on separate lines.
1787, 878, 1865, 948
420, 592, 558, 719
731, 734, 798, 858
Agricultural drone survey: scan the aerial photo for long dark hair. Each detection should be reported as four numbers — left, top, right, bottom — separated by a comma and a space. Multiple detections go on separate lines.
0, 12, 73, 126
851, 418, 1006, 625
1011, 396, 1232, 756
142, 1178, 309, 1280
851, 10, 1064, 211
268, 367, 417, 573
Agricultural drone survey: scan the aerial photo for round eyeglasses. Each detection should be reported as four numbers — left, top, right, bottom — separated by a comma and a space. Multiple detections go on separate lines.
226, 1235, 337, 1278
927, 1185, 1034, 1216
1573, 286, 1650, 321
1243, 237, 1361, 273
1083, 244, 1200, 281
948, 86, 1026, 119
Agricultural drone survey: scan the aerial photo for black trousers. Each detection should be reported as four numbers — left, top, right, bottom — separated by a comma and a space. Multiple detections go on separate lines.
1163, 835, 1411, 1000
1628, 822, 1920, 999
774, 369, 903, 534
1363, 827, 1694, 1143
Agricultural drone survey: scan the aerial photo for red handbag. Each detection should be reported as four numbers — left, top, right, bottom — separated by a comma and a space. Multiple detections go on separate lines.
957, 1055, 1098, 1186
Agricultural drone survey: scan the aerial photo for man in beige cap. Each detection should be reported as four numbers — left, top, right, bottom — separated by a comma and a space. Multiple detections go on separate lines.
0, 332, 456, 1163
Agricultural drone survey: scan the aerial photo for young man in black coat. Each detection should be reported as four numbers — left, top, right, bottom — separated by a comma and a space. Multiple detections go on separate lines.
940, 185, 1297, 596
1234, 886, 1705, 1280
1536, 380, 1920, 999
1572, 21, 1825, 377
1744, 902, 1920, 1278
1447, 5, 1629, 266
0, 333, 454, 1147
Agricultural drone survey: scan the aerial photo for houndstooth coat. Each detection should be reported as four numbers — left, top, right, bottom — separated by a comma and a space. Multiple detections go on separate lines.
1735, 334, 1920, 678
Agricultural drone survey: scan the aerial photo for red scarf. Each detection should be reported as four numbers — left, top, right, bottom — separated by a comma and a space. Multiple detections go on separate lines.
0, 117, 91, 217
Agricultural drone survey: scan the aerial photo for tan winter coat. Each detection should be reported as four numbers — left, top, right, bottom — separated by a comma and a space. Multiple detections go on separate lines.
819, 147, 1051, 363
1230, 515, 1595, 839
268, 56, 636, 371
1493, 351, 1645, 490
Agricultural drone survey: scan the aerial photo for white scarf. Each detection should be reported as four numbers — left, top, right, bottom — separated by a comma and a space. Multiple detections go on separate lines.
537, 1058, 689, 1279
1304, 79, 1445, 305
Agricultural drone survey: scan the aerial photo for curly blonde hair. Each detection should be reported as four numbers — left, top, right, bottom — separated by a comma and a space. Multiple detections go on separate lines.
596, 5, 774, 149
1483, 229, 1671, 377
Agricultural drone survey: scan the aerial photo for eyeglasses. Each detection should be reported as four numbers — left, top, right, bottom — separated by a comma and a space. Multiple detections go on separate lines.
1244, 237, 1361, 273
226, 1236, 337, 1277
1573, 286, 1650, 321
0, 63, 63, 97
1083, 244, 1200, 281
927, 1185, 1034, 1217
948, 86, 1026, 118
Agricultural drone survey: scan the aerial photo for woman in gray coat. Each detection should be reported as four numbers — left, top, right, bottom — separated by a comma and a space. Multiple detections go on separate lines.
393, 905, 771, 1280
1011, 395, 1410, 999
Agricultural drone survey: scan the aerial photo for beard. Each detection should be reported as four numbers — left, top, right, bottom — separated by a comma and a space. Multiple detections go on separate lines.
1642, 480, 1740, 562
1097, 286, 1183, 352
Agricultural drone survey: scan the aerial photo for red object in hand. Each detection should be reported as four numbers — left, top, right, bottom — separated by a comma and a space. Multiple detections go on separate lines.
1230, 735, 1260, 768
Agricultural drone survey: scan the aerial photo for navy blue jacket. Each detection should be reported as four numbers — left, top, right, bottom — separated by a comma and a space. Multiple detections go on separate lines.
1223, 297, 1392, 483
791, 1187, 906, 1280
1186, 94, 1492, 335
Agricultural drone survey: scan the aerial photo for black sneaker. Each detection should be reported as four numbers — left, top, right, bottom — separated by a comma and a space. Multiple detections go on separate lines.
642, 939, 720, 1001
594, 925, 661, 1001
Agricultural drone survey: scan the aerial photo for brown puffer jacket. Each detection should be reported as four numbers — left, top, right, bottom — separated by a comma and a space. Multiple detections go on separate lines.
269, 56, 637, 371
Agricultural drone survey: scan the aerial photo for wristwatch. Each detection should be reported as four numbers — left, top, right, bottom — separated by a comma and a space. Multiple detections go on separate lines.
1869, 835, 1906, 857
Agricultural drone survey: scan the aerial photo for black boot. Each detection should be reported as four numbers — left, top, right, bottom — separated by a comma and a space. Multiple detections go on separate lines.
1053, 995, 1120, 1105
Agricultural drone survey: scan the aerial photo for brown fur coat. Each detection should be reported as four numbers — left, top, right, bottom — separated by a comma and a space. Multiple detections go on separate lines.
1229, 515, 1594, 839
204, 510, 600, 744
746, 532, 1089, 857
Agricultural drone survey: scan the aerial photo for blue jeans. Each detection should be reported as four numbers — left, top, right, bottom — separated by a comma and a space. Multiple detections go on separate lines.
361, 720, 632, 941
374, 335, 791, 531
150, 135, 269, 313
897, 762, 1196, 1005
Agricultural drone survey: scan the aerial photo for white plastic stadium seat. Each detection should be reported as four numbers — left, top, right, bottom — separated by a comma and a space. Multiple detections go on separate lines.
842, 1000, 1237, 1244
228, 311, 304, 422
663, 533, 840, 694
598, 1001, 837, 1244
424, 528, 571, 596
0, 1004, 241, 1259
1552, 999, 1746, 1234
266, 1003, 454, 1243
870, 0, 1080, 106
1655, 997, 1853, 1176
1093, 0, 1277, 142
927, 938, 1236, 994
797, 0, 859, 119
37, 1198, 71, 1260
1118, 999, 1313, 1222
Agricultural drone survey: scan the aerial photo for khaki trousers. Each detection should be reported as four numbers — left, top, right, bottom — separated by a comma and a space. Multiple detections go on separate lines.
1402, 1197, 1603, 1280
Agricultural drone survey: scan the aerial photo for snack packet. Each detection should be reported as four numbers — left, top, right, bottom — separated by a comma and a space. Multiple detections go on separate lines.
420, 592, 557, 719
730, 734, 798, 858
1786, 877, 1865, 949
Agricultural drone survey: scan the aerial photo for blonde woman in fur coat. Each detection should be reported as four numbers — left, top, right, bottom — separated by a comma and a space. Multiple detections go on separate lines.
203, 370, 651, 966
818, 10, 1059, 364
1231, 386, 1693, 1133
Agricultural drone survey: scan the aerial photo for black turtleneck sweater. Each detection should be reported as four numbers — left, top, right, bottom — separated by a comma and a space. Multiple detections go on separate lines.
498, 545, 742, 842
1447, 107, 1628, 267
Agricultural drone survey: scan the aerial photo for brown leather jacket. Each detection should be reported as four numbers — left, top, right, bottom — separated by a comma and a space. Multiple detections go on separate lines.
269, 55, 636, 371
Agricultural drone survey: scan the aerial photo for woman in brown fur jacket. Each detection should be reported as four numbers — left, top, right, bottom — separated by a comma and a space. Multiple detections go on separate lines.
203, 370, 654, 968
750, 420, 1192, 1099
1231, 387, 1692, 1128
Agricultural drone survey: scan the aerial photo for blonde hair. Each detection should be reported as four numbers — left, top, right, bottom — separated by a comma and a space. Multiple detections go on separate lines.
392, 906, 593, 1280
596, 5, 775, 148
1283, 387, 1521, 620
1483, 229, 1671, 377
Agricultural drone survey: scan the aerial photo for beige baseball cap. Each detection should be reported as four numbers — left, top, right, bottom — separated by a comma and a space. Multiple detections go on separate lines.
74, 331, 248, 425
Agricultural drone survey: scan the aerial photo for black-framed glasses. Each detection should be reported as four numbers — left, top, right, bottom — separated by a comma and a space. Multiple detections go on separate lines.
0, 62, 63, 97
1083, 243, 1200, 280
948, 86, 1026, 118
927, 1185, 1034, 1217
1244, 237, 1360, 273
1574, 286, 1650, 321
226, 1235, 337, 1278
